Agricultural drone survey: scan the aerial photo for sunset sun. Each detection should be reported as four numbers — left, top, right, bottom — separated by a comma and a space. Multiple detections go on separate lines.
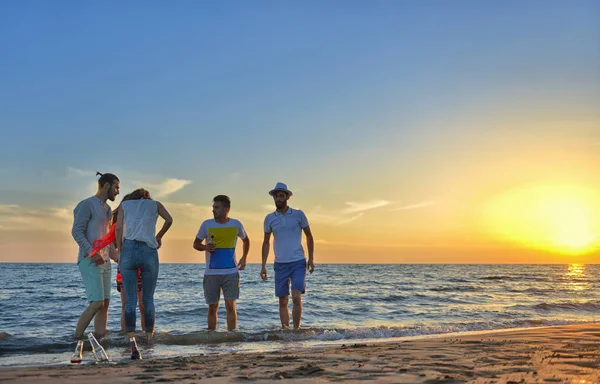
481, 185, 600, 255
549, 198, 597, 252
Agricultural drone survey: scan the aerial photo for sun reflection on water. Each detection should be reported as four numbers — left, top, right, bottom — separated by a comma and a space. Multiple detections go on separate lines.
565, 264, 588, 291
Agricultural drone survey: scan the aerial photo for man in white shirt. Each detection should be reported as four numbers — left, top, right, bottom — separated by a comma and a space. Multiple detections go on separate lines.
261, 182, 315, 329
71, 172, 120, 340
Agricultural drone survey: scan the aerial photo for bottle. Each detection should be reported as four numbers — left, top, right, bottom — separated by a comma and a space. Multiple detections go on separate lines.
207, 234, 215, 252
70, 340, 84, 363
130, 337, 142, 360
88, 332, 109, 362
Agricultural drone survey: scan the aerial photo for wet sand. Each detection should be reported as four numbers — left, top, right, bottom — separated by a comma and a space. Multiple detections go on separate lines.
1, 323, 599, 383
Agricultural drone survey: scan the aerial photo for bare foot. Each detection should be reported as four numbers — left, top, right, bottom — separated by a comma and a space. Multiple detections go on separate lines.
146, 332, 153, 345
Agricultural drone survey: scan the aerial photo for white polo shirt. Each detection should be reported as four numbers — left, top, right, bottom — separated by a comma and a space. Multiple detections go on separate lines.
264, 207, 309, 263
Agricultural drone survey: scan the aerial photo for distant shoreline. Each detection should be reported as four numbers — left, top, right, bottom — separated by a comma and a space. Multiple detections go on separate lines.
1, 262, 597, 265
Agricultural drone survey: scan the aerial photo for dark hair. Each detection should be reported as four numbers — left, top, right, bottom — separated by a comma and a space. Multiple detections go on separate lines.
96, 172, 119, 188
112, 192, 133, 225
127, 188, 152, 201
121, 192, 134, 202
213, 195, 231, 209
112, 190, 150, 224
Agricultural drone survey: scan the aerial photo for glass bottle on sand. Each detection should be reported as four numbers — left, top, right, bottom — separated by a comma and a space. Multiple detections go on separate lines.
88, 333, 109, 362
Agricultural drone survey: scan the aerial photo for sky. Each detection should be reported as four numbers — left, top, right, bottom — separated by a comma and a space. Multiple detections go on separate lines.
0, 1, 599, 263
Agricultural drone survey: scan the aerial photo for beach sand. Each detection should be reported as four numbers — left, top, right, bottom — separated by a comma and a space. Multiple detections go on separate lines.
1, 324, 599, 383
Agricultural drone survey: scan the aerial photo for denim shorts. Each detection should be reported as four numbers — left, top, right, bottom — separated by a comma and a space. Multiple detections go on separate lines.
78, 257, 111, 302
274, 259, 306, 297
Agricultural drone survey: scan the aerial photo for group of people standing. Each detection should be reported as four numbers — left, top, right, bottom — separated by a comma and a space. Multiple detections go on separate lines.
71, 173, 315, 359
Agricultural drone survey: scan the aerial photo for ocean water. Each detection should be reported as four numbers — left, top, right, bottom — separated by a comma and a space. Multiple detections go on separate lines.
1, 263, 599, 366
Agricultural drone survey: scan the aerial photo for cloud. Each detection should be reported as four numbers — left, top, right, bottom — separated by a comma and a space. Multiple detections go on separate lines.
66, 167, 192, 199
167, 202, 213, 219
0, 204, 73, 232
67, 167, 95, 177
309, 212, 338, 222
305, 205, 337, 224
335, 212, 365, 226
51, 208, 72, 221
393, 201, 436, 211
167, 202, 267, 224
342, 200, 391, 214
261, 204, 275, 212
137, 178, 192, 198
307, 204, 370, 226
0, 205, 19, 213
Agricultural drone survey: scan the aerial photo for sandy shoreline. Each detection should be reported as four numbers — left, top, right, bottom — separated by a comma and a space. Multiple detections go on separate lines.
1, 324, 600, 383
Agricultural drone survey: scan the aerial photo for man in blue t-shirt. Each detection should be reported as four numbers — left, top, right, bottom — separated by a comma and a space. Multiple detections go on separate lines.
261, 182, 315, 329
193, 195, 250, 331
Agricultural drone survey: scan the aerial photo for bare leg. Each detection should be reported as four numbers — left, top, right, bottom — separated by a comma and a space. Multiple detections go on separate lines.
291, 290, 302, 329
137, 289, 146, 331
93, 299, 110, 337
120, 290, 126, 333
278, 296, 290, 328
74, 301, 103, 339
142, 289, 151, 345
208, 303, 219, 330
225, 300, 237, 331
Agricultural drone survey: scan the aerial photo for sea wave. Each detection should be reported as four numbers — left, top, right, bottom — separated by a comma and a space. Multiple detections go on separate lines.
1, 320, 592, 357
481, 276, 512, 280
532, 301, 600, 312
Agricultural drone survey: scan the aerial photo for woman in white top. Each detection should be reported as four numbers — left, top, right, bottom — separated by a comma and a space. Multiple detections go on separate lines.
116, 188, 173, 359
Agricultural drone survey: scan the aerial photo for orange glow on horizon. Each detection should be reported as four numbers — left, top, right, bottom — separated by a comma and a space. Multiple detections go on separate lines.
480, 185, 600, 256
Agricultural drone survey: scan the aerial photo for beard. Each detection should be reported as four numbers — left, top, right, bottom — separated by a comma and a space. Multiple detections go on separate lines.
275, 201, 286, 209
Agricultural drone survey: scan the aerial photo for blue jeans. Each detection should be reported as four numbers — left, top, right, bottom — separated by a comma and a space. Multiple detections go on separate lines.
120, 239, 159, 333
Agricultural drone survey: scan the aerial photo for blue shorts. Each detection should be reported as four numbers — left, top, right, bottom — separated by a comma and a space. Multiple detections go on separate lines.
274, 259, 306, 297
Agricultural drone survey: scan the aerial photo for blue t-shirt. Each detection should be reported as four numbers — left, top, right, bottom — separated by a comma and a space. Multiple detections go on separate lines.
196, 218, 246, 275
